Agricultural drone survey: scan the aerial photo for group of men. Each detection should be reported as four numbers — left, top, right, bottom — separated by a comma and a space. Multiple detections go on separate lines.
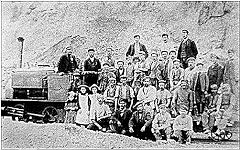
58, 29, 238, 144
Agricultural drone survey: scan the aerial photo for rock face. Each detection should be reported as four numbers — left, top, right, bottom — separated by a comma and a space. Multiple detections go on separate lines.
1, 2, 239, 89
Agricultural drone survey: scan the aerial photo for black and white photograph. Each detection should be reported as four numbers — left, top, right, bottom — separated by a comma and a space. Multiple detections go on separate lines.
1, 1, 239, 149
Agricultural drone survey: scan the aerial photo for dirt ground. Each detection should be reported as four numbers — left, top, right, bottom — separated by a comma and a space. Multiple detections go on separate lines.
1, 117, 239, 149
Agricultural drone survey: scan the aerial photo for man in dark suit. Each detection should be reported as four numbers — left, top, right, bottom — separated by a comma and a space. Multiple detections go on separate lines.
126, 35, 148, 58
58, 46, 78, 74
83, 49, 101, 86
177, 30, 198, 69
115, 60, 126, 84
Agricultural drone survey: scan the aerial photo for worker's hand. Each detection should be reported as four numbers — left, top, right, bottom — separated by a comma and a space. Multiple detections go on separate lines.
140, 126, 146, 132
117, 121, 122, 127
129, 127, 134, 133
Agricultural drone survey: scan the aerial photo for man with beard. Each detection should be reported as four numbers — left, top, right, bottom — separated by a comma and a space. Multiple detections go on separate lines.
129, 103, 154, 140
109, 101, 132, 135
207, 53, 224, 91
171, 80, 194, 117
58, 46, 79, 74
137, 76, 157, 115
83, 49, 101, 86
126, 35, 148, 59
116, 60, 126, 84
177, 30, 198, 69
155, 80, 172, 114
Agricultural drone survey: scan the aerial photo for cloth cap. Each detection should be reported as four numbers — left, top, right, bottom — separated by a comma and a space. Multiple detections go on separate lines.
179, 105, 188, 112
88, 49, 95, 52
109, 77, 116, 81
210, 84, 218, 90
90, 84, 99, 91
78, 84, 89, 89
158, 80, 166, 84
173, 59, 180, 63
187, 57, 196, 62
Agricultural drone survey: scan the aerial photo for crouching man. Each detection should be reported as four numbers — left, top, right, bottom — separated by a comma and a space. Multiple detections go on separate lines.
109, 101, 132, 135
87, 95, 112, 132
129, 103, 154, 140
151, 104, 173, 143
173, 106, 193, 144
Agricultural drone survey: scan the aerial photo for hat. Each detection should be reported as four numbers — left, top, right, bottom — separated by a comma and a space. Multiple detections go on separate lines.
117, 60, 124, 64
180, 79, 188, 84
120, 75, 127, 79
133, 101, 143, 109
139, 68, 148, 72
161, 50, 168, 54
227, 49, 234, 53
159, 104, 166, 109
143, 76, 151, 81
133, 56, 140, 61
88, 49, 95, 52
109, 77, 116, 81
173, 59, 180, 63
151, 51, 158, 56
66, 46, 72, 50
158, 80, 166, 84
169, 49, 177, 54
196, 61, 204, 66
90, 84, 99, 91
134, 69, 141, 73
78, 84, 89, 89
102, 62, 110, 66
187, 57, 196, 62
210, 84, 218, 90
139, 51, 146, 55
179, 105, 188, 112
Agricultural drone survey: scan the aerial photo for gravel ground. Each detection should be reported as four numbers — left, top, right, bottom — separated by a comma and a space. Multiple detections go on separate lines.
1, 117, 239, 149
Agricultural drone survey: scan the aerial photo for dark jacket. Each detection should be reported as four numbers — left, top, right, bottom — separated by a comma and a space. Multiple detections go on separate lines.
177, 39, 198, 60
129, 111, 152, 129
116, 68, 125, 83
58, 54, 78, 73
191, 71, 209, 92
126, 43, 148, 58
111, 109, 132, 130
207, 63, 224, 88
84, 58, 101, 86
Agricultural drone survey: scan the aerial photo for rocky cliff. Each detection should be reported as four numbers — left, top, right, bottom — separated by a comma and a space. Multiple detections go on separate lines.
1, 1, 239, 88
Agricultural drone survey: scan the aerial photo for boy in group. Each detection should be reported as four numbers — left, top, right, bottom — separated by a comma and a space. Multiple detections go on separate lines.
173, 105, 194, 145
166, 50, 177, 90
129, 103, 154, 140
109, 101, 132, 135
87, 95, 112, 132
115, 75, 135, 111
151, 104, 173, 143
169, 59, 185, 92
155, 80, 172, 114
149, 51, 161, 88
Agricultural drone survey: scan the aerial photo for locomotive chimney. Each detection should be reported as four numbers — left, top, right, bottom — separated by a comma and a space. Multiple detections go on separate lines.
17, 37, 24, 68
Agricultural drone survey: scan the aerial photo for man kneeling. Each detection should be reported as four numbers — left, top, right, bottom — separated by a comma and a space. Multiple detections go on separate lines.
151, 104, 173, 143
87, 95, 112, 132
173, 106, 193, 144
109, 101, 132, 134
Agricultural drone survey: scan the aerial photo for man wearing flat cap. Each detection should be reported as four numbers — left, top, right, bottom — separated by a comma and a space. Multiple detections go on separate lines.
83, 49, 101, 86
151, 104, 173, 142
126, 35, 148, 59
116, 60, 126, 84
58, 46, 79, 74
173, 105, 193, 144
184, 57, 196, 86
129, 103, 154, 140
177, 30, 198, 69
169, 59, 185, 92
207, 53, 224, 91
115, 75, 135, 110
191, 61, 209, 115
137, 76, 157, 115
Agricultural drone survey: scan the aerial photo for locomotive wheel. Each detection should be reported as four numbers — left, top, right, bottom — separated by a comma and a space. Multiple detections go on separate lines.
42, 106, 59, 123
224, 131, 232, 140
12, 104, 24, 121
210, 132, 221, 141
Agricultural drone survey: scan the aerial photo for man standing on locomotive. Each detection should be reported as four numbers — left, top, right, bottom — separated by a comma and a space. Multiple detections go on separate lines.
83, 49, 101, 87
58, 46, 79, 75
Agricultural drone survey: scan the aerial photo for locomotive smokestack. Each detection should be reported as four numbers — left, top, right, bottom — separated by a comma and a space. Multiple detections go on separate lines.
17, 37, 24, 68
